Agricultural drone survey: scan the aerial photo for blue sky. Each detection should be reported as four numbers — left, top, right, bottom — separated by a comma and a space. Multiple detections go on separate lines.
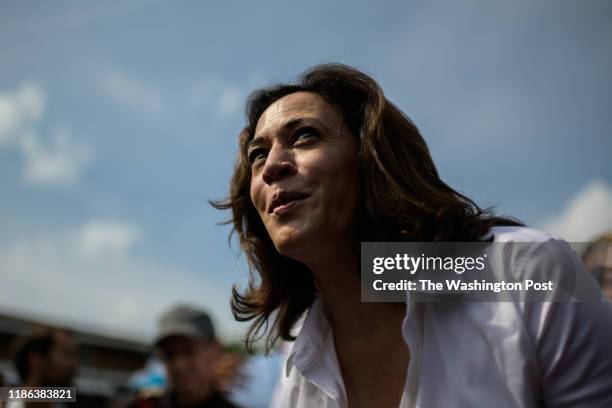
1, 0, 611, 342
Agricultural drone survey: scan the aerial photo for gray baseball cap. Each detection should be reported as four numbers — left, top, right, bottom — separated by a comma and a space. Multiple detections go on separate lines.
154, 305, 216, 346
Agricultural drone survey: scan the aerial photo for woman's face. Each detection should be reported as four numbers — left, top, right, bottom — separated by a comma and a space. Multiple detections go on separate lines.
248, 91, 359, 263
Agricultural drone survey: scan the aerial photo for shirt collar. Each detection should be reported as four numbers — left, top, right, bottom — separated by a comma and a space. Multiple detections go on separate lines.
285, 296, 347, 403
285, 296, 328, 376
284, 292, 427, 406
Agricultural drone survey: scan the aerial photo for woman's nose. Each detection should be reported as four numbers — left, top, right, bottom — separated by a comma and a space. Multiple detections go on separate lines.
261, 144, 297, 185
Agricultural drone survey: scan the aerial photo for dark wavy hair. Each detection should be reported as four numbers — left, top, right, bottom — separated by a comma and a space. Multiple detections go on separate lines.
212, 63, 522, 352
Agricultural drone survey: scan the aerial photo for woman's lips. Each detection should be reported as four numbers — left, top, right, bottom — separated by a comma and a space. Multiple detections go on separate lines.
271, 197, 307, 216
268, 192, 308, 215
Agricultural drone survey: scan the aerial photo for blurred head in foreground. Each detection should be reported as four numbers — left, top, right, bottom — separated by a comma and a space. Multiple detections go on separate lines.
583, 232, 612, 300
13, 326, 79, 387
153, 305, 224, 406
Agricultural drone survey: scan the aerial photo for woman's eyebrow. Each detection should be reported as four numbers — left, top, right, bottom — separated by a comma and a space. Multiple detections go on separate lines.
249, 117, 327, 150
247, 137, 267, 151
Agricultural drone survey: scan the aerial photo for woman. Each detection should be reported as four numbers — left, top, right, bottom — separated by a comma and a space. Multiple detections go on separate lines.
214, 64, 612, 407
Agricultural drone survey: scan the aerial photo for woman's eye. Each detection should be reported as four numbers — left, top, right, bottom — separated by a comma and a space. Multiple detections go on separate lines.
248, 149, 267, 166
293, 127, 319, 144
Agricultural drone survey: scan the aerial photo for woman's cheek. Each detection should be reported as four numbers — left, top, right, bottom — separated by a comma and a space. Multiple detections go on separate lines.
250, 180, 264, 215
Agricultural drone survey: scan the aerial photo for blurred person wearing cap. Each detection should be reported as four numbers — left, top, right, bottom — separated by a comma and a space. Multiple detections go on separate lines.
583, 232, 612, 300
7, 327, 79, 408
118, 305, 239, 408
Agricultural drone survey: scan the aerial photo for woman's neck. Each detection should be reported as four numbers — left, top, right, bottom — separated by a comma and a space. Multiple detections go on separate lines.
309, 247, 403, 337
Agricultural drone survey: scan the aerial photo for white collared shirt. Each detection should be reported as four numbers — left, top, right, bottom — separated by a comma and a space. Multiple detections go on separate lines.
273, 227, 612, 408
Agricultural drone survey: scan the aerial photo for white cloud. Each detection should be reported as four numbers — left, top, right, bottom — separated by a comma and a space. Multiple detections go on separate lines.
96, 70, 252, 122
78, 219, 141, 258
539, 180, 612, 241
97, 71, 165, 118
0, 82, 92, 186
19, 127, 92, 186
0, 82, 45, 145
0, 220, 241, 342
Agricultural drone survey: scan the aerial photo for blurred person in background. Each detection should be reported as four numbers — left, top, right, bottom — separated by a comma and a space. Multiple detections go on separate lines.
8, 327, 79, 407
12, 327, 79, 388
583, 232, 612, 300
121, 325, 283, 408
118, 305, 239, 408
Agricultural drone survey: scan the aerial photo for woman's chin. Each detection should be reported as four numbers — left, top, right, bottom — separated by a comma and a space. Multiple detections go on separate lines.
272, 226, 310, 259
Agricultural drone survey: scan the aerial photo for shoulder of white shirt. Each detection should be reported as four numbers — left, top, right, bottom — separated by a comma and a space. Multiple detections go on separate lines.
487, 225, 556, 243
